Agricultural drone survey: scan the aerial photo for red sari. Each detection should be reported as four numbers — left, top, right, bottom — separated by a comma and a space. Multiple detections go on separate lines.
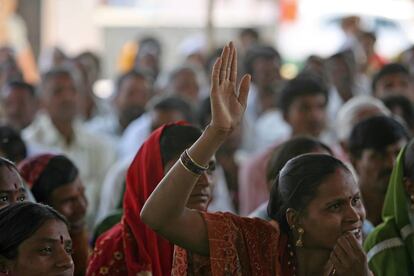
87, 125, 174, 276
172, 212, 295, 276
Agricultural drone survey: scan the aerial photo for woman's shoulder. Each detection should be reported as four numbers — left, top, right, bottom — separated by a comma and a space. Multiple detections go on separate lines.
364, 217, 401, 251
201, 211, 280, 237
199, 211, 281, 275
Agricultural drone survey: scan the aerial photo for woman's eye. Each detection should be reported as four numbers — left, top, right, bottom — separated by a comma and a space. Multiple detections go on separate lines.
40, 247, 53, 255
65, 244, 73, 254
207, 161, 216, 175
352, 196, 361, 206
0, 195, 8, 202
329, 203, 341, 211
18, 195, 26, 202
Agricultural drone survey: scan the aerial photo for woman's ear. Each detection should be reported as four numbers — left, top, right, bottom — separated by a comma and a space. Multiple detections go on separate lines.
286, 208, 299, 229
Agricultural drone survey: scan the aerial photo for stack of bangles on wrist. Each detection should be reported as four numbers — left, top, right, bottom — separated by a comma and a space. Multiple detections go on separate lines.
180, 149, 209, 175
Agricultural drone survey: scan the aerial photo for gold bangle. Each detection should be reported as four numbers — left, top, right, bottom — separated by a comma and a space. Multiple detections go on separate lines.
179, 150, 208, 175
179, 157, 202, 176
185, 149, 208, 170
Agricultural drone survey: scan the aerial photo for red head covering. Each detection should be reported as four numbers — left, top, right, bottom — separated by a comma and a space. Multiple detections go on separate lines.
18, 154, 55, 188
87, 122, 187, 276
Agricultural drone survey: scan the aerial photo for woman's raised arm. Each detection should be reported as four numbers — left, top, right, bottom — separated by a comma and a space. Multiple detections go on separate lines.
140, 42, 250, 256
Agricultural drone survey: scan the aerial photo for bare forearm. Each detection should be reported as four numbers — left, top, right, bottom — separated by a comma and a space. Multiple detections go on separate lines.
141, 125, 229, 229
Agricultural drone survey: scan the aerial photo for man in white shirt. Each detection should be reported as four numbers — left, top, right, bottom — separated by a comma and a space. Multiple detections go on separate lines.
23, 67, 116, 229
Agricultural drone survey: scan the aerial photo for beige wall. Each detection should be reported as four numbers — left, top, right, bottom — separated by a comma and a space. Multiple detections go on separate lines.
41, 0, 102, 55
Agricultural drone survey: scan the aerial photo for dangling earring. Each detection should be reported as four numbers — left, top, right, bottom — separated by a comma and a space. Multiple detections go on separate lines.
410, 194, 414, 210
296, 227, 304, 247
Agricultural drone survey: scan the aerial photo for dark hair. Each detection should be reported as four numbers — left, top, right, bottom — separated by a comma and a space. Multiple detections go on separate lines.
0, 156, 18, 172
150, 96, 195, 124
3, 80, 36, 97
244, 45, 281, 76
0, 125, 27, 163
278, 73, 329, 115
0, 202, 68, 259
382, 95, 414, 130
33, 155, 79, 203
0, 157, 20, 184
403, 139, 414, 180
159, 125, 202, 166
266, 136, 332, 184
268, 154, 350, 232
348, 115, 410, 159
239, 28, 259, 40
115, 69, 151, 93
197, 97, 211, 129
372, 63, 410, 94
76, 51, 101, 73
138, 36, 162, 56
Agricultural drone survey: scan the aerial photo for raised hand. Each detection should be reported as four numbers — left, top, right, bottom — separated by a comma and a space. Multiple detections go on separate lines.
210, 42, 251, 133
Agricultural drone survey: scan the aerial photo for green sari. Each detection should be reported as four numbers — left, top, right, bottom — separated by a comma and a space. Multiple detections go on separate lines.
364, 147, 414, 275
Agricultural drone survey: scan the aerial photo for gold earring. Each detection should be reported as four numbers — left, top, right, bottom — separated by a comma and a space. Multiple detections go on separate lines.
296, 227, 304, 247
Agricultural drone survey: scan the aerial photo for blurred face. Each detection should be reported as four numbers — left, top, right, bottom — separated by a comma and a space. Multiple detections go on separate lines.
327, 57, 354, 101
150, 109, 187, 131
42, 74, 78, 124
171, 69, 199, 105
187, 160, 216, 211
285, 94, 327, 137
2, 86, 37, 130
8, 219, 74, 276
49, 177, 87, 234
374, 73, 413, 102
358, 34, 375, 57
115, 76, 150, 127
298, 168, 365, 249
353, 139, 406, 194
136, 53, 159, 77
252, 57, 281, 87
0, 166, 26, 209
164, 158, 215, 211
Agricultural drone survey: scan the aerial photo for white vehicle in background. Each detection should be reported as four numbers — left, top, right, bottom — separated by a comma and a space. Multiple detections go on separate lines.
277, 0, 414, 61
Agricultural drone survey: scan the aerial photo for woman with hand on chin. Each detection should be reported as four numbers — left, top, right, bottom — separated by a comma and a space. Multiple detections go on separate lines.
141, 42, 372, 276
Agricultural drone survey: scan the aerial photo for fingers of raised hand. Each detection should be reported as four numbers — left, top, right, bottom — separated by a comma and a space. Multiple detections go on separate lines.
212, 57, 222, 89
219, 45, 231, 83
230, 43, 238, 82
237, 74, 251, 107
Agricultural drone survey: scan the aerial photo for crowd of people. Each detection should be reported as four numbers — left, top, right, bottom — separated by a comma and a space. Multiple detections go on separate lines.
0, 16, 414, 276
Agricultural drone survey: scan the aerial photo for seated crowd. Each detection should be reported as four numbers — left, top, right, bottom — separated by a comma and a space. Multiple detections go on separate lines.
0, 24, 414, 276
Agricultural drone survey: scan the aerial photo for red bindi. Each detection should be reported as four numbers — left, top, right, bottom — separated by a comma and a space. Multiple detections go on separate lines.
60, 235, 64, 244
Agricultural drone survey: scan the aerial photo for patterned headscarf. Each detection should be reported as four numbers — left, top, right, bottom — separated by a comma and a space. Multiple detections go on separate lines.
18, 154, 55, 188
18, 154, 79, 203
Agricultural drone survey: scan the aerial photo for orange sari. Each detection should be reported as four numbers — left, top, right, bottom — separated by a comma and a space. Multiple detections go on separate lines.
172, 212, 295, 276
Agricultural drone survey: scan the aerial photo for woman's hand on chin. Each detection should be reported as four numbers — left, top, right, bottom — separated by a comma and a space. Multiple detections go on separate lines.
327, 232, 370, 276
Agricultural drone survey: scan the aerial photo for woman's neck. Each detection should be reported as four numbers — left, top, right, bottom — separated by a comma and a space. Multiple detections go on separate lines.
295, 246, 332, 276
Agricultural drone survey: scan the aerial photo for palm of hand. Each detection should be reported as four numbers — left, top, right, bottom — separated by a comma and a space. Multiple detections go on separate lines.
210, 42, 250, 132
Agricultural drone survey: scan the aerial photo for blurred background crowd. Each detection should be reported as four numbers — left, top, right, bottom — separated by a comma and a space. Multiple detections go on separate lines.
1, 0, 414, 274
